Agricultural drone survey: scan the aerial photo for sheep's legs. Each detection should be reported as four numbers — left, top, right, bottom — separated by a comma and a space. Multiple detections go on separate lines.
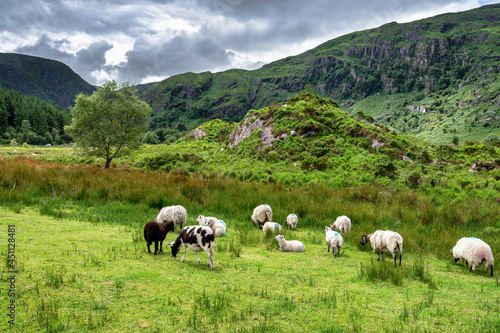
377, 249, 381, 261
180, 246, 186, 262
391, 252, 396, 267
147, 242, 152, 254
203, 248, 214, 270
196, 252, 201, 264
154, 241, 159, 255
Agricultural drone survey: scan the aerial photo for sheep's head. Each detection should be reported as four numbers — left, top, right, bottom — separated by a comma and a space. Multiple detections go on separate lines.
325, 226, 332, 234
274, 235, 284, 242
168, 241, 180, 258
197, 215, 205, 225
360, 234, 371, 245
163, 220, 175, 233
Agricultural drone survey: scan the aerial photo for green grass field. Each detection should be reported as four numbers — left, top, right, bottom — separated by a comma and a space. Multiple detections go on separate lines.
1, 206, 498, 332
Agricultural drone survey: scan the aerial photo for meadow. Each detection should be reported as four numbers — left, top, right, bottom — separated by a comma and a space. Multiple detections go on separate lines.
0, 154, 499, 332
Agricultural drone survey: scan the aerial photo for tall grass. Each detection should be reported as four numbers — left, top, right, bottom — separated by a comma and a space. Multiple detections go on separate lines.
0, 157, 498, 260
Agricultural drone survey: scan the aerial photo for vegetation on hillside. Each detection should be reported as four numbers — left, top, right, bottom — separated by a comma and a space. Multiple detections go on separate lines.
0, 53, 95, 108
136, 4, 500, 144
0, 86, 70, 145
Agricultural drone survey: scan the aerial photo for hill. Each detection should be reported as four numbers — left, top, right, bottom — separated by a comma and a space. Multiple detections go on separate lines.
0, 53, 95, 108
141, 4, 500, 144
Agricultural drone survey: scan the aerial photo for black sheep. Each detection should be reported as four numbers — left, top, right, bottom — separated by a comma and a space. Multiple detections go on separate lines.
143, 221, 175, 255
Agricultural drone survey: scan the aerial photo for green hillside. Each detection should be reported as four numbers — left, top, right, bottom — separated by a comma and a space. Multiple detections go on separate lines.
141, 4, 500, 144
0, 53, 95, 108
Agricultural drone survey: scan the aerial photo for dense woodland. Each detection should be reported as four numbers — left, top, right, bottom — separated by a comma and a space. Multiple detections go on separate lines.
0, 86, 70, 145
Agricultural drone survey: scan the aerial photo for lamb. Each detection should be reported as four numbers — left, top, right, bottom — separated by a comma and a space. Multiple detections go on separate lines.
143, 221, 175, 255
156, 205, 187, 231
451, 237, 494, 276
331, 215, 351, 235
168, 225, 215, 270
251, 204, 272, 229
197, 215, 227, 237
262, 222, 283, 234
325, 226, 343, 257
286, 214, 298, 230
274, 235, 305, 252
360, 230, 403, 267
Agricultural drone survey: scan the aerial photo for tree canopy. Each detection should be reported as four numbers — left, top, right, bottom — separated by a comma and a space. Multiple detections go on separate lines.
65, 81, 151, 168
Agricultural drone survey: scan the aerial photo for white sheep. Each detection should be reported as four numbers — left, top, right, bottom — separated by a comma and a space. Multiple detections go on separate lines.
156, 205, 187, 231
325, 226, 343, 257
286, 214, 298, 230
331, 215, 351, 235
451, 237, 494, 276
274, 235, 305, 252
262, 222, 283, 233
251, 204, 272, 229
360, 230, 403, 267
197, 215, 227, 237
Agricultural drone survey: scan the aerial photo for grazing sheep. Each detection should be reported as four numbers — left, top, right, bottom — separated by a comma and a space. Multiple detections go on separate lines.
252, 204, 272, 229
197, 215, 227, 237
331, 215, 351, 235
360, 230, 403, 267
274, 235, 305, 252
262, 222, 283, 234
156, 205, 187, 231
286, 214, 298, 230
168, 226, 215, 270
451, 237, 494, 276
325, 226, 343, 257
143, 221, 175, 255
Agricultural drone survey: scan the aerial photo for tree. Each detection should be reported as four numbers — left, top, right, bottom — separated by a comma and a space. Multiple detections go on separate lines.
65, 81, 151, 168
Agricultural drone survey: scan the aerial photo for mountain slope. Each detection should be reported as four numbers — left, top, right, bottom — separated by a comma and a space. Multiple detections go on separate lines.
0, 53, 95, 108
141, 4, 500, 144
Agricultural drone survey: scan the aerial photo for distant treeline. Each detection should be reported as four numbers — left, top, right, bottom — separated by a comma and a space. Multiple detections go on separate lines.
0, 86, 70, 145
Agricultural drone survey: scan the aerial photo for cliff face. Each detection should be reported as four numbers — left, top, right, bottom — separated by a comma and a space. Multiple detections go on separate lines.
141, 4, 500, 138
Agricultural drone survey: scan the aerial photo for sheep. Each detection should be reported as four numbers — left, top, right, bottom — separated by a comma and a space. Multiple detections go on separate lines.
360, 230, 403, 267
156, 205, 187, 231
325, 226, 343, 257
197, 215, 227, 237
331, 215, 351, 235
286, 214, 298, 230
274, 235, 305, 252
451, 237, 494, 276
251, 204, 272, 229
168, 225, 215, 270
143, 221, 175, 255
262, 222, 283, 234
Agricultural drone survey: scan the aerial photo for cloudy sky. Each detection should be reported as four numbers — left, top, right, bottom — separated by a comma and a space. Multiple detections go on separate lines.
1, 0, 497, 85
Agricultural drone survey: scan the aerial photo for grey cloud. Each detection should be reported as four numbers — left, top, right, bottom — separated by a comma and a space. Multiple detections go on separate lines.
75, 41, 114, 72
114, 32, 235, 83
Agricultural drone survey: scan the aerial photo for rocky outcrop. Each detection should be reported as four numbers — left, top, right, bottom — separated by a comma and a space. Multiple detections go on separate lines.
227, 116, 289, 149
189, 128, 207, 140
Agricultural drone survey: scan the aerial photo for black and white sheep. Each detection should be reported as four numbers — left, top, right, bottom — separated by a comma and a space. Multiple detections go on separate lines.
262, 222, 283, 233
197, 215, 227, 237
156, 205, 187, 231
325, 226, 343, 257
274, 235, 305, 252
451, 237, 494, 276
143, 221, 175, 255
360, 230, 403, 267
251, 204, 272, 229
168, 225, 215, 270
286, 214, 298, 230
331, 215, 351, 235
